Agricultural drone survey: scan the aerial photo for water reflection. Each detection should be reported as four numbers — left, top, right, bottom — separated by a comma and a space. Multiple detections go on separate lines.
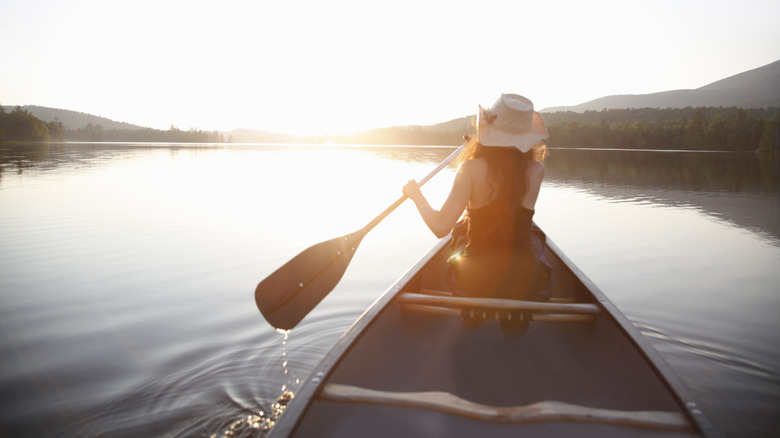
3, 143, 777, 243
545, 148, 778, 193
4, 144, 777, 191
0, 143, 458, 178
544, 148, 780, 244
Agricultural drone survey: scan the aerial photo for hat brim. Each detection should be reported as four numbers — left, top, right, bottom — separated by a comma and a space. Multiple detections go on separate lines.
478, 111, 548, 152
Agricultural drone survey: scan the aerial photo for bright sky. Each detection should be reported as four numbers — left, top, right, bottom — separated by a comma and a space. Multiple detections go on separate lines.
1, 0, 779, 136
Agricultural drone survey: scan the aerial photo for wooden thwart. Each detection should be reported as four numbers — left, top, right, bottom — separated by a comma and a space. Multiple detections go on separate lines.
418, 289, 577, 303
320, 383, 693, 432
398, 292, 601, 315
401, 303, 596, 322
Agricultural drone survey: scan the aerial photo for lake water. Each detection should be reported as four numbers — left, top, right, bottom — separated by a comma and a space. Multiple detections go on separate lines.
0, 142, 778, 437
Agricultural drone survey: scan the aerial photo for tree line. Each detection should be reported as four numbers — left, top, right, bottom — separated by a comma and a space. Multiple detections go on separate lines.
0, 105, 225, 143
307, 106, 780, 152
306, 125, 466, 146
3, 102, 779, 151
0, 105, 64, 142
544, 107, 780, 152
67, 123, 225, 143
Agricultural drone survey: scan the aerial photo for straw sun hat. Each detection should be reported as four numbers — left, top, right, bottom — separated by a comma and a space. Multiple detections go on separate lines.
477, 94, 548, 152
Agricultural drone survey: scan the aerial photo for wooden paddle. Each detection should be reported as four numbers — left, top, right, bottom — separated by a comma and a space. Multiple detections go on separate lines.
255, 143, 467, 330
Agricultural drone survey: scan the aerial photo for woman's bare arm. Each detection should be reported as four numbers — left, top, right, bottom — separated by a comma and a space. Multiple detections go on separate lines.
403, 161, 474, 238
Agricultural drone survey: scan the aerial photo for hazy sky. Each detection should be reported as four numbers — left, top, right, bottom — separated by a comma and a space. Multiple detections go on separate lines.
1, 0, 779, 135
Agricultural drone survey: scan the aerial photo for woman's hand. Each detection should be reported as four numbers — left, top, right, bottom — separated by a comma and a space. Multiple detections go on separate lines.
403, 179, 422, 201
403, 162, 471, 238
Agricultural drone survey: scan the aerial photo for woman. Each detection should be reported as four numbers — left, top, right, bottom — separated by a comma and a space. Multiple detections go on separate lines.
403, 94, 551, 314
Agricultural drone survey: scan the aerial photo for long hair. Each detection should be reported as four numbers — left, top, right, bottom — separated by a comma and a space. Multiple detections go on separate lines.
459, 135, 547, 213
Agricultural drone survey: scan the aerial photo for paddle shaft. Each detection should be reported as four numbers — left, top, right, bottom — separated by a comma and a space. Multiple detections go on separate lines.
361, 143, 466, 235
256, 142, 466, 329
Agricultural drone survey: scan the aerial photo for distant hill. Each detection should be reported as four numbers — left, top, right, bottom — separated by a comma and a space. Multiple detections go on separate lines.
1, 105, 145, 131
227, 128, 303, 143
542, 59, 780, 112
425, 116, 474, 133
302, 116, 474, 146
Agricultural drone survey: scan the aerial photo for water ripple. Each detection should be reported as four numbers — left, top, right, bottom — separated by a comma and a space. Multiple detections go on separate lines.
636, 322, 780, 383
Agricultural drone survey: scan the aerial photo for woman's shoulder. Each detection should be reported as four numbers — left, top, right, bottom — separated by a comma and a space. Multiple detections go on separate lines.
459, 157, 489, 176
527, 159, 545, 180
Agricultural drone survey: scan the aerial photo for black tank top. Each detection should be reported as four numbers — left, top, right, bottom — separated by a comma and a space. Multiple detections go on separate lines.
448, 199, 539, 299
464, 201, 535, 258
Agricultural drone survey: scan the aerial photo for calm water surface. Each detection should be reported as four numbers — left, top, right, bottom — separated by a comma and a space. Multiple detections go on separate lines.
0, 143, 778, 437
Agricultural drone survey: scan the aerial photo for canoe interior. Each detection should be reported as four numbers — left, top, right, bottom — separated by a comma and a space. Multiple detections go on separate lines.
271, 237, 711, 438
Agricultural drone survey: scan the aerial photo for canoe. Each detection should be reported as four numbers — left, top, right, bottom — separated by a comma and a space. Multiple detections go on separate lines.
267, 231, 718, 437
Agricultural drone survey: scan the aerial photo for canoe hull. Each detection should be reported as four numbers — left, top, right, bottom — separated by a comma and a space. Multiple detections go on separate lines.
269, 234, 717, 437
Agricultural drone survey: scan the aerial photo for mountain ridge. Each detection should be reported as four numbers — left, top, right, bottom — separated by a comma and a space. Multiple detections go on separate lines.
0, 105, 146, 131
541, 59, 780, 112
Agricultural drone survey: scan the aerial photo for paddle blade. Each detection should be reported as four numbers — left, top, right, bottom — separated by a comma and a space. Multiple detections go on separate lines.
255, 230, 365, 330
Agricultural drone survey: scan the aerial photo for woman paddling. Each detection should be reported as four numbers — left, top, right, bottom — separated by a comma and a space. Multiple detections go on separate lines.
403, 94, 552, 326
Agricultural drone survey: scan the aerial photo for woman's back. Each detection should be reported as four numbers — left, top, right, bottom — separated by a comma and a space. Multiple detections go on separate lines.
464, 156, 545, 211
445, 146, 545, 299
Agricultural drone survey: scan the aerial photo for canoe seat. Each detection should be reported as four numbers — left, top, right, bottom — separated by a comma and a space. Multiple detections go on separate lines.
397, 292, 601, 323
319, 383, 693, 432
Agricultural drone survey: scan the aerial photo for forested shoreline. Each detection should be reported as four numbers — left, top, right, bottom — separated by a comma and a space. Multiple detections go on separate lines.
0, 106, 225, 143
302, 106, 780, 152
544, 107, 780, 151
2, 104, 779, 152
